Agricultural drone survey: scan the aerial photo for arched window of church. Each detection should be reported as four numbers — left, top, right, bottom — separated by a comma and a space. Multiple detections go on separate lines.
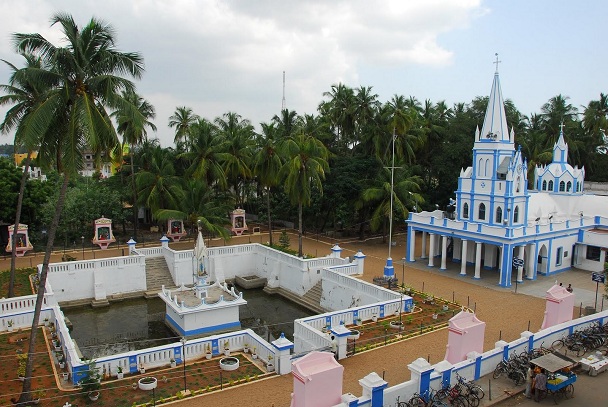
542, 180, 547, 190
478, 203, 486, 220
548, 180, 554, 191
516, 177, 521, 193
514, 206, 519, 223
559, 181, 565, 192
495, 207, 502, 223
485, 159, 489, 176
463, 203, 469, 219
567, 181, 572, 192
478, 158, 483, 176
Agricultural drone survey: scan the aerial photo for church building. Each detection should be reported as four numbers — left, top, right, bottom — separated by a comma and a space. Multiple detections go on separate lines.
405, 70, 608, 287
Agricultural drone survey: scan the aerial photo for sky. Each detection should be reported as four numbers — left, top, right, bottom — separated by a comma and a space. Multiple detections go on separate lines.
0, 0, 606, 147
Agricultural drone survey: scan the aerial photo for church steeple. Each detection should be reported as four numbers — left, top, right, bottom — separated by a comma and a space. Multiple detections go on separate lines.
479, 68, 509, 143
553, 122, 568, 163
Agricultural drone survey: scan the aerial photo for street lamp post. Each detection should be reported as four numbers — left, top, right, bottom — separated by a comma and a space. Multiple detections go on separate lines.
401, 257, 405, 285
180, 337, 187, 393
81, 236, 85, 260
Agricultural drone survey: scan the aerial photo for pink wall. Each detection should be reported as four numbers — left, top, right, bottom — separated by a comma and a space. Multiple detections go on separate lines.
291, 351, 344, 407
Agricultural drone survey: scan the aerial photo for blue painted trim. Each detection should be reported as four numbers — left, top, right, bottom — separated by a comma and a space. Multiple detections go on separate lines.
165, 314, 240, 336
474, 355, 482, 380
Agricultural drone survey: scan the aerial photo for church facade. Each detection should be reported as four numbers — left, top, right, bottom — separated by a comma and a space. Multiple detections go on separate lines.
405, 71, 608, 287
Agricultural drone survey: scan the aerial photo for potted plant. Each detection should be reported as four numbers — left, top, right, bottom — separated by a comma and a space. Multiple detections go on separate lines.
432, 312, 439, 320
371, 314, 378, 322
442, 303, 449, 311
266, 355, 275, 372
243, 342, 250, 353
205, 344, 212, 360
7, 319, 14, 332
139, 364, 145, 374
58, 353, 66, 369
170, 358, 176, 368
355, 318, 362, 326
116, 366, 124, 380
54, 339, 61, 351
252, 347, 258, 359
43, 317, 50, 327
80, 360, 102, 401
223, 340, 230, 356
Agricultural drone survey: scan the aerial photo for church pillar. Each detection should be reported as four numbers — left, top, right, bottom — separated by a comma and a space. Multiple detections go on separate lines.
499, 244, 513, 287
421, 232, 427, 259
407, 226, 416, 262
474, 242, 482, 279
440, 235, 448, 270
526, 244, 535, 279
516, 245, 525, 283
460, 240, 468, 275
428, 233, 435, 267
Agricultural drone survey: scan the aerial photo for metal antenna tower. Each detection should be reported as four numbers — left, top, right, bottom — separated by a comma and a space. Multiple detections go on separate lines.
281, 71, 286, 110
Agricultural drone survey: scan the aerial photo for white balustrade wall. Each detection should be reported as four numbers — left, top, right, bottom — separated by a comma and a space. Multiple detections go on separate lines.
335, 310, 608, 407
320, 268, 402, 310
43, 255, 147, 302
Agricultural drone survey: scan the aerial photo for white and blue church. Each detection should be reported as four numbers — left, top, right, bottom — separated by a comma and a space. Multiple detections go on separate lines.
405, 70, 608, 287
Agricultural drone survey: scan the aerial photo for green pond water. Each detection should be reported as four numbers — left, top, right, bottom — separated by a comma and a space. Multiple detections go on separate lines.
63, 287, 314, 359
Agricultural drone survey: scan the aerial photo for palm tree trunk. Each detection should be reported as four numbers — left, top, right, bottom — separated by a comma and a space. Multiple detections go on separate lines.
298, 202, 303, 257
8, 152, 31, 298
131, 148, 138, 240
17, 174, 70, 405
267, 187, 273, 246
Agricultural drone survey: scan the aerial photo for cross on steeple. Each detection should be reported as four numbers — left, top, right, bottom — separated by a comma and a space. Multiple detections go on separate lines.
559, 122, 565, 132
493, 53, 501, 73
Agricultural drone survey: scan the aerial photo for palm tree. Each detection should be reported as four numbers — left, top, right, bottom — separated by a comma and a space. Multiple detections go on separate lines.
136, 146, 185, 219
11, 13, 143, 404
583, 93, 608, 153
382, 95, 422, 164
112, 90, 156, 239
179, 118, 227, 188
169, 106, 199, 151
280, 128, 330, 257
357, 165, 423, 242
154, 178, 232, 240
0, 53, 50, 298
540, 95, 579, 145
321, 83, 356, 152
253, 122, 284, 245
215, 112, 254, 206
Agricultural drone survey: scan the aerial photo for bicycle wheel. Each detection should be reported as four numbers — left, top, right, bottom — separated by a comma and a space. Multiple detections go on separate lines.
451, 395, 468, 407
432, 388, 449, 403
467, 393, 480, 407
493, 364, 505, 379
469, 384, 485, 400
551, 339, 565, 351
553, 388, 565, 404
564, 384, 574, 399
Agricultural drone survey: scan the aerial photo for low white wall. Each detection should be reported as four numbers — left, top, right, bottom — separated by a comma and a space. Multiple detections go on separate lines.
44, 255, 147, 302
320, 268, 401, 310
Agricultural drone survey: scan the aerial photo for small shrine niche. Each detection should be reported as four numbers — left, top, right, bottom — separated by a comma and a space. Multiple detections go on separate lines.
230, 208, 248, 236
5, 224, 33, 257
92, 217, 116, 250
166, 219, 187, 242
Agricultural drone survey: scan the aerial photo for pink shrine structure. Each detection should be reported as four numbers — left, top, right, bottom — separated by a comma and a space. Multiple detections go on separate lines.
290, 351, 344, 407
444, 310, 486, 364
166, 219, 187, 242
92, 217, 116, 250
5, 224, 33, 257
541, 284, 575, 329
230, 208, 248, 236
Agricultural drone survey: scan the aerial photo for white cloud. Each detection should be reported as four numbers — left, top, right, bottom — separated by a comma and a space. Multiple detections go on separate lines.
0, 0, 486, 146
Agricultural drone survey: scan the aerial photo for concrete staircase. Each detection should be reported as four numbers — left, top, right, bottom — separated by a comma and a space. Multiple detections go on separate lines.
265, 280, 326, 314
302, 281, 323, 310
144, 257, 176, 298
